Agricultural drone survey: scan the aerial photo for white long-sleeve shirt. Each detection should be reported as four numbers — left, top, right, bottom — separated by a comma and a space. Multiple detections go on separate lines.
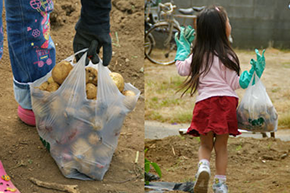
176, 54, 241, 103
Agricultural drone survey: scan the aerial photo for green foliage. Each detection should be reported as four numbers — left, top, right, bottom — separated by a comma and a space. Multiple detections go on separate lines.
144, 149, 162, 185
236, 144, 242, 151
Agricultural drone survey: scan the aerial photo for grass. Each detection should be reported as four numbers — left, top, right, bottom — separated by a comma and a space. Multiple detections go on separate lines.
145, 109, 193, 123
145, 72, 195, 123
282, 62, 290, 68
278, 113, 290, 128
145, 49, 290, 129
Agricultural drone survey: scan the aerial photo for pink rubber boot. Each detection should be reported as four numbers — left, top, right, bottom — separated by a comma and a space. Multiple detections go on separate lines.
17, 105, 36, 126
0, 161, 20, 193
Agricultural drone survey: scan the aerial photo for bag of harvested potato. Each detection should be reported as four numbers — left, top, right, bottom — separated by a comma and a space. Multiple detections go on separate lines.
30, 50, 140, 180
236, 72, 278, 132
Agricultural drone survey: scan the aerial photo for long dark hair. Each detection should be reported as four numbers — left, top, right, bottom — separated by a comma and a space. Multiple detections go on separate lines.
180, 6, 240, 97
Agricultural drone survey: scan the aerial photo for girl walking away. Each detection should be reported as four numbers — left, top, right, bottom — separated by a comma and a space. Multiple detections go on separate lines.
174, 6, 265, 193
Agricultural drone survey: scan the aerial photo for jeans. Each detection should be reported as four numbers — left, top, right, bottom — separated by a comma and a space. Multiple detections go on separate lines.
0, 0, 56, 109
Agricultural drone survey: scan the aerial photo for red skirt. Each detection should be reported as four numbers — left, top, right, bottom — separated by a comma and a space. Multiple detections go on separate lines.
187, 96, 241, 137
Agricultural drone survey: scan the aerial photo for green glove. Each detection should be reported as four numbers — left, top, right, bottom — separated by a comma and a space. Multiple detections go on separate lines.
254, 49, 266, 78
239, 63, 255, 89
184, 25, 195, 43
174, 27, 191, 61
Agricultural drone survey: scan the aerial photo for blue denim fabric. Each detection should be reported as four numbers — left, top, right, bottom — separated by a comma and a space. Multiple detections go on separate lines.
3, 0, 56, 109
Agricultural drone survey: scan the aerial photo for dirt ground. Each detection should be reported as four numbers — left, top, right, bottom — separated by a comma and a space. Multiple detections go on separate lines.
145, 136, 290, 193
0, 0, 144, 192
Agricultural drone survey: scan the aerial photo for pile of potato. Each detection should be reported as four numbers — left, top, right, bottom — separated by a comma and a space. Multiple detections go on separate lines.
32, 60, 138, 180
38, 60, 136, 100
237, 103, 278, 132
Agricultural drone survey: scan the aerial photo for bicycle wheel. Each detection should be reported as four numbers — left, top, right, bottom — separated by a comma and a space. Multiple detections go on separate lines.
144, 32, 154, 57
145, 23, 180, 65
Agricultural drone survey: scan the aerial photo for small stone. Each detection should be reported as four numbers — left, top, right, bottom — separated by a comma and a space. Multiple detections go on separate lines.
281, 153, 288, 159
125, 58, 129, 63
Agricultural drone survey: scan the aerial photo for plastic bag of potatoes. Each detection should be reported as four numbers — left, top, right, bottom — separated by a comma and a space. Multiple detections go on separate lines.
30, 50, 140, 180
236, 73, 278, 132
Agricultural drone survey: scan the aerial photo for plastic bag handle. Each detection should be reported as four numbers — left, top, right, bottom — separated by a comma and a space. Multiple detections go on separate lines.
249, 71, 260, 87
64, 48, 103, 66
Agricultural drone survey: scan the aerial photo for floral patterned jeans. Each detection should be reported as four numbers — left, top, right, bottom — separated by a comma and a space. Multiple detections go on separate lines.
0, 0, 56, 109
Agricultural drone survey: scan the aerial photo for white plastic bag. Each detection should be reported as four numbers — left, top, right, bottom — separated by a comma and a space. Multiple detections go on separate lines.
236, 73, 278, 132
30, 51, 140, 180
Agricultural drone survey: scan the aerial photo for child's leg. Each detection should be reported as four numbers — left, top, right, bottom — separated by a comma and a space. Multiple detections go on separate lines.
214, 134, 229, 175
5, 0, 55, 109
199, 131, 214, 161
212, 134, 229, 193
193, 131, 214, 193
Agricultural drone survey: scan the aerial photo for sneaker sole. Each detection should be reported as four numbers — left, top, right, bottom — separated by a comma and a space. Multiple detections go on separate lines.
193, 171, 210, 193
18, 105, 36, 126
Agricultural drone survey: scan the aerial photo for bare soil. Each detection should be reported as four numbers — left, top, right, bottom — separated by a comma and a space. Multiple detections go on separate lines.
145, 135, 290, 193
0, 0, 144, 192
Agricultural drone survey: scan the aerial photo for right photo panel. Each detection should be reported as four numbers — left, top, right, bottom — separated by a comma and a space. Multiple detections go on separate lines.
144, 0, 290, 192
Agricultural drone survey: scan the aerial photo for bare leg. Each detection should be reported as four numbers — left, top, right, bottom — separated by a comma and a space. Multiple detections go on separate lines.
214, 134, 229, 175
198, 131, 214, 161
193, 132, 214, 193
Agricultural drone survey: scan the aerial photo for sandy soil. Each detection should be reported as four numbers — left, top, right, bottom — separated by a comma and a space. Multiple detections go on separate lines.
0, 0, 144, 192
145, 135, 290, 193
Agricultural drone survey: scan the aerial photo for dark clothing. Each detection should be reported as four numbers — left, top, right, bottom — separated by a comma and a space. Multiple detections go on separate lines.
76, 0, 111, 35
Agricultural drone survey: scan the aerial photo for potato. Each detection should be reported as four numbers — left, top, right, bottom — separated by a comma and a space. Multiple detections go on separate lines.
47, 76, 54, 84
78, 148, 95, 175
41, 91, 51, 104
105, 106, 124, 122
61, 88, 73, 102
39, 81, 49, 91
94, 144, 113, 164
47, 82, 60, 92
123, 91, 137, 111
122, 90, 136, 97
61, 160, 77, 176
52, 60, 73, 84
90, 117, 103, 131
49, 97, 63, 114
63, 107, 77, 120
86, 83, 97, 100
72, 138, 93, 161
88, 132, 101, 146
85, 67, 98, 85
109, 72, 124, 92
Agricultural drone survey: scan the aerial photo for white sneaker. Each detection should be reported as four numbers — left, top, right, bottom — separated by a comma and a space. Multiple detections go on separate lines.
193, 163, 211, 193
213, 182, 228, 193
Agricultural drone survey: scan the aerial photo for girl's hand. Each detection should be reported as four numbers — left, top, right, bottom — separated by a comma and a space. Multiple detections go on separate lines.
174, 27, 191, 61
184, 25, 195, 43
254, 49, 266, 78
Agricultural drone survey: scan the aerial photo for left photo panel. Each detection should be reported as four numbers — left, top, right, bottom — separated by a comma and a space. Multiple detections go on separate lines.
0, 0, 144, 192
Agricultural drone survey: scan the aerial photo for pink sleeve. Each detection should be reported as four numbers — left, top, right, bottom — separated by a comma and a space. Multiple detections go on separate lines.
175, 54, 192, 76
223, 66, 241, 90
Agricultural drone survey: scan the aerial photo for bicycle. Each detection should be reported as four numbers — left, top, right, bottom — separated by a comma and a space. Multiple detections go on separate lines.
145, 2, 181, 66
